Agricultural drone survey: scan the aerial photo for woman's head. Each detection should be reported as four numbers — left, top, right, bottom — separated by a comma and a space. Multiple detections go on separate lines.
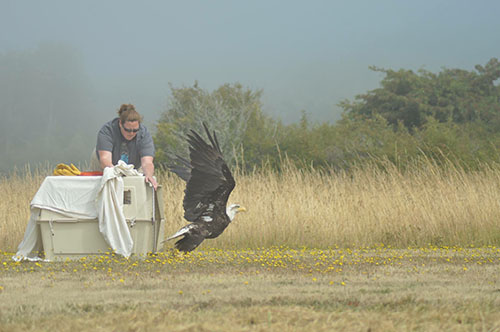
117, 104, 143, 140
117, 104, 142, 124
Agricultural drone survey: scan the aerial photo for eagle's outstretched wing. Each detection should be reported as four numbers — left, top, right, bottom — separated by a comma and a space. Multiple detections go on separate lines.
169, 123, 235, 222
167, 123, 239, 252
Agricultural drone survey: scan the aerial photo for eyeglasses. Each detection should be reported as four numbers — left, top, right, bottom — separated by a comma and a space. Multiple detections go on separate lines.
122, 123, 139, 133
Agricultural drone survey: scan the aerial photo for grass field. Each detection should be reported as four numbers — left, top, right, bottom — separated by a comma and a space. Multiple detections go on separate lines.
1, 160, 500, 330
1, 246, 499, 331
2, 159, 500, 251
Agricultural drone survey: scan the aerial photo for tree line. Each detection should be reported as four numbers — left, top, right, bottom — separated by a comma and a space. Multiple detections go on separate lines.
2, 54, 498, 174
154, 58, 500, 172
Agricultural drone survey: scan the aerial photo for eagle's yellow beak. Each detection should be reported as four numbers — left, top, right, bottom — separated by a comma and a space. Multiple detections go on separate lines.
237, 206, 247, 213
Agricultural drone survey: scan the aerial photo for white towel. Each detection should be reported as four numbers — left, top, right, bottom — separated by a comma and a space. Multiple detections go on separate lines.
96, 161, 141, 258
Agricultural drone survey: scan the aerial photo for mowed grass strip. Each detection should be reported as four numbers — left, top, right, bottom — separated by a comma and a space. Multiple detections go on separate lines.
0, 246, 499, 331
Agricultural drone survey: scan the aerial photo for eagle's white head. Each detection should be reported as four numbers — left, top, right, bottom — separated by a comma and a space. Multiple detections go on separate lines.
226, 203, 247, 221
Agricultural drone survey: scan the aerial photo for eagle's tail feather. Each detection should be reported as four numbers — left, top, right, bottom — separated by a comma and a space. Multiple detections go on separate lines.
175, 235, 205, 252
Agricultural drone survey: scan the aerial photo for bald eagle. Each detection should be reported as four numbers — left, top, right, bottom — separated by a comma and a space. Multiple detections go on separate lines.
166, 123, 246, 252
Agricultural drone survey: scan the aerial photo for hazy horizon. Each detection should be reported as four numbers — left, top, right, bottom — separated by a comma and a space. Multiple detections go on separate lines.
2, 0, 500, 172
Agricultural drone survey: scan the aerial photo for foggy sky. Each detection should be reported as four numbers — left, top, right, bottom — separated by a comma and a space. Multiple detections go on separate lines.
2, 0, 500, 172
4, 1, 500, 123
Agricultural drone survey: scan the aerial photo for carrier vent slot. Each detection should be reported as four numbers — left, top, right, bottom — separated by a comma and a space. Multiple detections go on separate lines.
124, 190, 132, 205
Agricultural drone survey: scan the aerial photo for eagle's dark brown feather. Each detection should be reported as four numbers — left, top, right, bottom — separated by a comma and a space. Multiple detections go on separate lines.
166, 123, 243, 252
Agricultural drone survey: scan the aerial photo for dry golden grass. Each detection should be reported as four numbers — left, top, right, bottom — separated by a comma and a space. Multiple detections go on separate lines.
0, 169, 43, 251
2, 159, 500, 251
162, 158, 500, 250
